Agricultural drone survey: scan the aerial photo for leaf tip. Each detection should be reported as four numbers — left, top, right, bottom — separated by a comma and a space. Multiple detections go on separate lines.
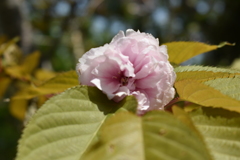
218, 42, 235, 48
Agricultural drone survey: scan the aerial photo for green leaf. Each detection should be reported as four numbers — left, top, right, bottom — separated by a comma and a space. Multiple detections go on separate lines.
204, 77, 240, 101
165, 41, 233, 65
175, 65, 240, 82
175, 79, 240, 113
172, 106, 201, 136
190, 108, 240, 160
175, 65, 240, 73
175, 66, 240, 112
16, 86, 138, 160
13, 70, 79, 100
80, 111, 212, 160
174, 66, 240, 113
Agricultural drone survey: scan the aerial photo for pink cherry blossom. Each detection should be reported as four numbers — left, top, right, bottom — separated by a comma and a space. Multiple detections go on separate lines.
76, 29, 176, 115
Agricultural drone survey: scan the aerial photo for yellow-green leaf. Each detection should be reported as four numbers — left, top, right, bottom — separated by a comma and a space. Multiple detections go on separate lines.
175, 65, 240, 74
81, 110, 212, 160
5, 66, 31, 80
174, 66, 240, 113
21, 51, 41, 74
34, 69, 56, 82
13, 70, 79, 100
172, 106, 200, 134
204, 77, 240, 101
175, 66, 240, 82
33, 69, 56, 86
175, 79, 240, 113
190, 108, 240, 160
16, 86, 137, 160
4, 51, 41, 80
165, 41, 233, 65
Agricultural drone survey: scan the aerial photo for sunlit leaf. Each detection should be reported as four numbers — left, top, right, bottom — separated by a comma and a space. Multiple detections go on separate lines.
34, 69, 56, 82
204, 77, 240, 101
32, 69, 56, 86
175, 79, 240, 113
190, 108, 240, 160
5, 66, 31, 80
174, 66, 240, 113
81, 110, 212, 160
9, 99, 28, 120
13, 70, 79, 100
175, 65, 240, 73
4, 51, 40, 80
172, 106, 201, 135
165, 41, 233, 65
175, 65, 240, 82
21, 51, 41, 74
16, 86, 137, 160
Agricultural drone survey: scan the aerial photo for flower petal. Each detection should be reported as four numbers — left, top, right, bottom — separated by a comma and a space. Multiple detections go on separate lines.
76, 29, 176, 115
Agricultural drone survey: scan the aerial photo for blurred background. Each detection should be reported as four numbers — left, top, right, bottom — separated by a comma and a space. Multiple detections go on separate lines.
0, 0, 240, 159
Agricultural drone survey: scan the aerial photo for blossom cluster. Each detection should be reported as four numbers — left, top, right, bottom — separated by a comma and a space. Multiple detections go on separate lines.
76, 29, 176, 115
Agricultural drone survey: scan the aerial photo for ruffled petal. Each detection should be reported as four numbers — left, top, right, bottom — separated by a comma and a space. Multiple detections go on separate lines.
76, 29, 176, 115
